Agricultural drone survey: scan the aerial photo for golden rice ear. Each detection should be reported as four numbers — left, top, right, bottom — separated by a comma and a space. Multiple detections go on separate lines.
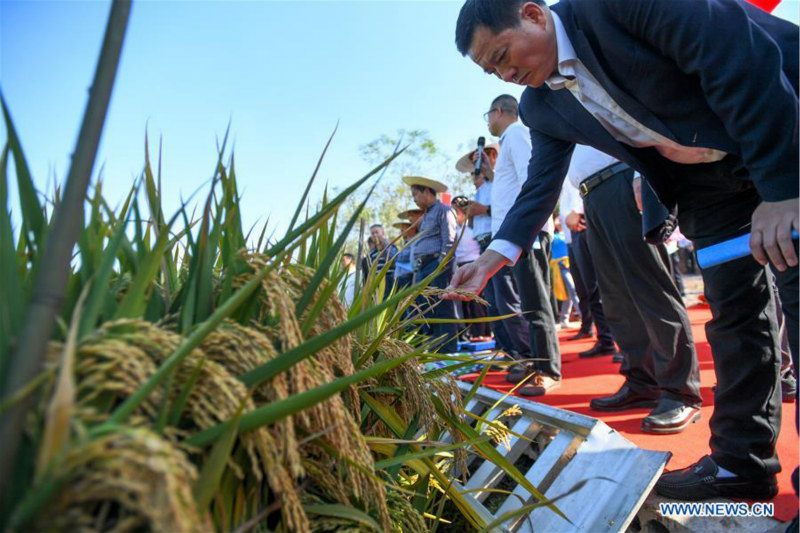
66, 319, 310, 532
34, 428, 210, 533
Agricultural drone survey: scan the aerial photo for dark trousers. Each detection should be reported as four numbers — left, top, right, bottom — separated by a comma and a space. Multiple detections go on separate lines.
478, 239, 531, 357
490, 265, 533, 358
672, 155, 797, 478
512, 232, 562, 380
568, 231, 615, 345
568, 242, 593, 333
583, 170, 702, 407
413, 258, 458, 354
669, 252, 686, 296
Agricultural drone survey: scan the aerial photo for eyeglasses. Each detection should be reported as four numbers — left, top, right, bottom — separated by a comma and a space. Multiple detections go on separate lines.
483, 108, 500, 122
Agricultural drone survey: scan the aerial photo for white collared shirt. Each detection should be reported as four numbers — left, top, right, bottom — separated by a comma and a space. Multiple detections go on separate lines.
547, 12, 727, 166
491, 122, 532, 236
566, 144, 620, 189
491, 122, 555, 238
558, 179, 582, 245
472, 180, 493, 238
455, 224, 481, 264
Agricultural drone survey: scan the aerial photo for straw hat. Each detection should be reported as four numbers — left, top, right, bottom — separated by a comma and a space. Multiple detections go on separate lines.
455, 142, 500, 173
392, 221, 412, 230
397, 206, 423, 220
402, 175, 448, 193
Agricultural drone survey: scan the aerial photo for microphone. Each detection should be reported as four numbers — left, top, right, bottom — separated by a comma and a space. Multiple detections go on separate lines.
473, 137, 485, 176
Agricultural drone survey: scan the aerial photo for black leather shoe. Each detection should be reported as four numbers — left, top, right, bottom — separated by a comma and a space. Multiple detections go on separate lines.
590, 384, 658, 411
579, 342, 617, 358
655, 455, 778, 501
641, 399, 701, 434
567, 331, 593, 341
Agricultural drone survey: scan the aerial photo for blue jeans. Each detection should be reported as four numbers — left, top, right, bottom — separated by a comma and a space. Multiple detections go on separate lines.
557, 262, 581, 322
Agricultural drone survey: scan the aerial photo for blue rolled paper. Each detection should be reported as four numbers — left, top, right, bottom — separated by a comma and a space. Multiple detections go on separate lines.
697, 230, 800, 269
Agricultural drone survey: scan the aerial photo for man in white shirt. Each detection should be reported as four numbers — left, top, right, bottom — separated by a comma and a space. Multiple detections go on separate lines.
480, 94, 560, 396
457, 142, 529, 362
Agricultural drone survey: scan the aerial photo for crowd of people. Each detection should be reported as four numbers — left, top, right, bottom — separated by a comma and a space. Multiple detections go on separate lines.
344, 0, 799, 520
444, 0, 798, 516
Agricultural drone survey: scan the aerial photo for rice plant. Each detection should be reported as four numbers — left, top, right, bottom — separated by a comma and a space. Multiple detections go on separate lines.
0, 2, 555, 531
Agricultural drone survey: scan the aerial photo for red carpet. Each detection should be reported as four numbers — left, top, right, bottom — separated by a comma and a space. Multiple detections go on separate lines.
460, 306, 800, 522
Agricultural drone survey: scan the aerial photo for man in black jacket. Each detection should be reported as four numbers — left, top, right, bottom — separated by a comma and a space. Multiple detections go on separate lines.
447, 0, 798, 501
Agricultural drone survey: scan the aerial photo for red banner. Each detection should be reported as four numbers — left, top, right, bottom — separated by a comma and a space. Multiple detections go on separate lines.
746, 0, 780, 12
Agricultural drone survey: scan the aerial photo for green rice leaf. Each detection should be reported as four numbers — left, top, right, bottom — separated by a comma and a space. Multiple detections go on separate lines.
240, 282, 420, 389
186, 350, 418, 447
304, 504, 381, 532
0, 92, 46, 253
287, 123, 338, 234
193, 401, 244, 511
78, 185, 136, 339
112, 211, 179, 319
0, 143, 25, 376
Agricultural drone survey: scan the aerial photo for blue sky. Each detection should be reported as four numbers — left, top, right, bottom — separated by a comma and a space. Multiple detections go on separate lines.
1, 0, 798, 238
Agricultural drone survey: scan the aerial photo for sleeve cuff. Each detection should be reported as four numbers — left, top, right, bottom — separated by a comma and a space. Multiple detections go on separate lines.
487, 239, 522, 266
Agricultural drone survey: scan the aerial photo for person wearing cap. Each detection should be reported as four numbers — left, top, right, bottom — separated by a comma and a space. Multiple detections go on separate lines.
403, 176, 459, 354
456, 141, 531, 364
481, 94, 561, 396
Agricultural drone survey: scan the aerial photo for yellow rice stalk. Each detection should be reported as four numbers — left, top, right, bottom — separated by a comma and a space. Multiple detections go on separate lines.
70, 319, 309, 532
201, 320, 305, 479
33, 427, 210, 533
36, 291, 82, 480
420, 287, 488, 307
386, 487, 427, 533
233, 258, 390, 529
360, 337, 466, 473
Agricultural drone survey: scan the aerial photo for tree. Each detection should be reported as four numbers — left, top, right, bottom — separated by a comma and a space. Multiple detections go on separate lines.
336, 129, 472, 255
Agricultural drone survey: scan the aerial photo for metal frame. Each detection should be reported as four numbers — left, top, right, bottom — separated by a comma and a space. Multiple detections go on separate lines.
450, 381, 670, 533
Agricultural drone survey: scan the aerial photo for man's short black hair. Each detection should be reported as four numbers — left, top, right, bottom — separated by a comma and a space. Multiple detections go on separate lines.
455, 0, 545, 56
410, 184, 437, 196
343, 252, 355, 260
370, 224, 384, 230
491, 94, 519, 117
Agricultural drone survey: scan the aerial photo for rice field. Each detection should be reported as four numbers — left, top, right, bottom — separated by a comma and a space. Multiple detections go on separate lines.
0, 3, 552, 531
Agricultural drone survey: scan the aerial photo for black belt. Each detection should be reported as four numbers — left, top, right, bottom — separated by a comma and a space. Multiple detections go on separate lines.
476, 234, 492, 248
579, 162, 629, 198
413, 253, 440, 270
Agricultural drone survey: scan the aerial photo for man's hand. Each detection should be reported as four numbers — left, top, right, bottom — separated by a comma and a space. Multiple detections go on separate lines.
466, 201, 489, 217
632, 176, 643, 211
441, 250, 509, 300
478, 152, 494, 181
565, 211, 586, 232
750, 198, 799, 271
